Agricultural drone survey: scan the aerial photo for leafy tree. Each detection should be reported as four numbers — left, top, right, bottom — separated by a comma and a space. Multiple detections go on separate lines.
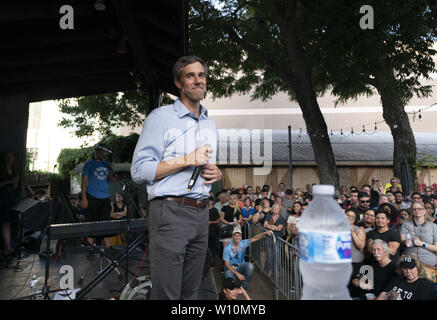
305, 0, 437, 190
190, 0, 340, 187
56, 134, 139, 177
58, 91, 171, 138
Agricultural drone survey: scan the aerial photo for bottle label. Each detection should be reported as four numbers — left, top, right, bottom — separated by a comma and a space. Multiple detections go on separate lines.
298, 229, 352, 263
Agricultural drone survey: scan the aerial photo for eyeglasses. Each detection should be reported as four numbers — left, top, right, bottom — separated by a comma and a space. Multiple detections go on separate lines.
412, 197, 421, 200
411, 208, 425, 211
360, 200, 370, 203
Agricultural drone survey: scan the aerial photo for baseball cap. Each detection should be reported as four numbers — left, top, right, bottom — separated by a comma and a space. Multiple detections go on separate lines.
223, 277, 241, 290
399, 256, 416, 269
94, 144, 112, 153
232, 225, 242, 235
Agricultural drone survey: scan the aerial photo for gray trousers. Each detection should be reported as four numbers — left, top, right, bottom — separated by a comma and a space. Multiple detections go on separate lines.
148, 199, 209, 300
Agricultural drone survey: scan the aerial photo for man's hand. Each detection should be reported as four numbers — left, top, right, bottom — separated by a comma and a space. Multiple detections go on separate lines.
82, 197, 88, 209
236, 273, 246, 281
187, 145, 213, 167
201, 163, 222, 184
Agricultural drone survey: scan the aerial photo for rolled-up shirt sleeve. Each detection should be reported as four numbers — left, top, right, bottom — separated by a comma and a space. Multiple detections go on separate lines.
130, 111, 167, 183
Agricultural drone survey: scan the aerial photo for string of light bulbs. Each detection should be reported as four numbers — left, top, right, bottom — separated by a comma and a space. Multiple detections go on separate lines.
296, 101, 437, 139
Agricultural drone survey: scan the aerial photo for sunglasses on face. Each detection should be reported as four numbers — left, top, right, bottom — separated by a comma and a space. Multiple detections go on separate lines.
360, 200, 370, 203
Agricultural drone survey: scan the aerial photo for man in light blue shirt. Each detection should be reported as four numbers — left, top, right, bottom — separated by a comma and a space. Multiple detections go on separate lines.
223, 226, 272, 290
131, 56, 222, 300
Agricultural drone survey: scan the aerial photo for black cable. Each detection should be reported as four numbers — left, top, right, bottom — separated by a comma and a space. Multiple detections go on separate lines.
10, 252, 38, 300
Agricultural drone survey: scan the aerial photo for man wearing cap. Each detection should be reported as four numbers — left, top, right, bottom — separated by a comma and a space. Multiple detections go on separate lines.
223, 225, 272, 290
81, 144, 116, 253
377, 255, 437, 300
131, 56, 222, 300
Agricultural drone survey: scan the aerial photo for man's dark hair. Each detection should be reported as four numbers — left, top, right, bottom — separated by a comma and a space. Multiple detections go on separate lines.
261, 187, 269, 193
394, 191, 404, 197
247, 186, 253, 190
173, 56, 208, 81
430, 194, 437, 201
262, 184, 270, 190
362, 184, 371, 190
358, 191, 370, 199
375, 209, 390, 219
304, 193, 313, 201
255, 198, 262, 206
411, 192, 422, 199
350, 189, 359, 195
230, 190, 239, 196
285, 189, 293, 195
350, 186, 358, 191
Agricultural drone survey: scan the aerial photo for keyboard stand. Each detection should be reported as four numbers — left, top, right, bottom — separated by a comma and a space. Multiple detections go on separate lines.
75, 231, 148, 300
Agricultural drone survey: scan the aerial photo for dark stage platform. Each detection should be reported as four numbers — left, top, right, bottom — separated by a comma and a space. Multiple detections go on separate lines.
0, 242, 218, 300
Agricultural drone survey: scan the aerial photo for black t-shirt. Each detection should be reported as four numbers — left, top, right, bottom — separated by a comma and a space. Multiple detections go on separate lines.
354, 259, 397, 297
221, 205, 241, 224
384, 276, 437, 300
257, 209, 271, 226
264, 213, 287, 238
209, 207, 220, 237
366, 229, 401, 260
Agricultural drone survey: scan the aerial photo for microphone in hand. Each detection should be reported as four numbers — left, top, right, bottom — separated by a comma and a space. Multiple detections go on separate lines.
187, 165, 204, 191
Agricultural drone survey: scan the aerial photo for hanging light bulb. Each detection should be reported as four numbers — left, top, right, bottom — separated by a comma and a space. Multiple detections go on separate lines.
94, 0, 106, 11
374, 122, 377, 130
351, 127, 354, 134
340, 129, 343, 135
362, 125, 366, 133
418, 110, 422, 119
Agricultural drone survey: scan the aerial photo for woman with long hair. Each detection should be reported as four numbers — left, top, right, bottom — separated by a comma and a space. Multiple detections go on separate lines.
286, 202, 302, 241
220, 192, 242, 247
377, 255, 437, 300
110, 193, 127, 220
0, 151, 19, 257
252, 198, 273, 226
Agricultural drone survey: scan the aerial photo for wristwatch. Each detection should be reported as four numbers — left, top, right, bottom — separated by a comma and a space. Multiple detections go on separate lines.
422, 243, 428, 249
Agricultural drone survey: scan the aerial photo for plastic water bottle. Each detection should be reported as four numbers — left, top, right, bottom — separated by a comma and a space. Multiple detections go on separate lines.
30, 275, 38, 299
405, 232, 413, 247
297, 185, 352, 300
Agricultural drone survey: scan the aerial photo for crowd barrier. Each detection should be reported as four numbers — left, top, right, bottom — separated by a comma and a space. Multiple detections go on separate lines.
245, 222, 302, 300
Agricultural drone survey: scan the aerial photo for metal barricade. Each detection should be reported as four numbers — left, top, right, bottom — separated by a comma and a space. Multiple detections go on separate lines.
246, 222, 302, 300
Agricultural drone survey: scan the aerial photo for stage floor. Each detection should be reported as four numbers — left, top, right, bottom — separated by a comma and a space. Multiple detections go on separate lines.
0, 241, 274, 300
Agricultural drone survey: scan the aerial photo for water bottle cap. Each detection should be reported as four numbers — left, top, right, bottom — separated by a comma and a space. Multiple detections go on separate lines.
312, 184, 335, 195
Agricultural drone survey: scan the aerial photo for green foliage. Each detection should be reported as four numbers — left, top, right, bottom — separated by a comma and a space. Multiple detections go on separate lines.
57, 91, 150, 138
56, 134, 140, 177
306, 0, 437, 105
57, 90, 175, 138
414, 152, 437, 172
25, 151, 33, 173
57, 147, 94, 177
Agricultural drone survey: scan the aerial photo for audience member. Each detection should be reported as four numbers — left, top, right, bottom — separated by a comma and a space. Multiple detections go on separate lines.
400, 202, 437, 282
218, 278, 251, 300
0, 151, 19, 257
223, 225, 272, 289
366, 210, 401, 262
377, 255, 437, 300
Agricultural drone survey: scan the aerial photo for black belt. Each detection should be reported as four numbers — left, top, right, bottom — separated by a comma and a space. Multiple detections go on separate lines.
154, 196, 208, 209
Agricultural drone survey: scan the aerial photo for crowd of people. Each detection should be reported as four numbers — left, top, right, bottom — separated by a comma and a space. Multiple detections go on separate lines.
212, 179, 437, 300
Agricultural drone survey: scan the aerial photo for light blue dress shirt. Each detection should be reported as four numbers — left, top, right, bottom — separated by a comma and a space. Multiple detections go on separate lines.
131, 99, 217, 201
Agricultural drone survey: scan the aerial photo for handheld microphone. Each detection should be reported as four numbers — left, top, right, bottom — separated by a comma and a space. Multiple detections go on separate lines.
187, 165, 204, 191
